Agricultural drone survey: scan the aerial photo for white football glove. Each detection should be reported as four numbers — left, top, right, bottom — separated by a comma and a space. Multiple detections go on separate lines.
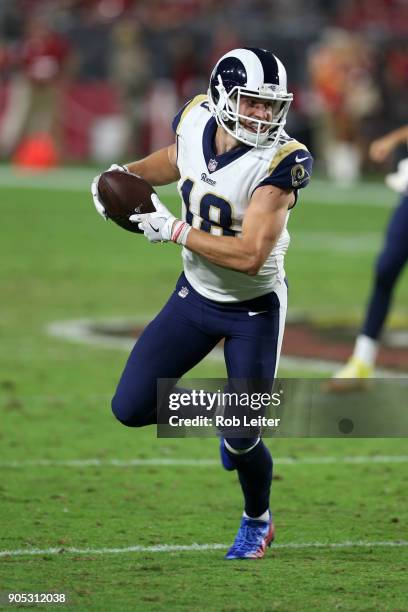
385, 158, 408, 194
91, 163, 129, 220
130, 194, 191, 245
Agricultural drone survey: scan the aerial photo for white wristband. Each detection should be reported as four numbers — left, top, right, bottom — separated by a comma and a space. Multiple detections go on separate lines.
171, 220, 192, 245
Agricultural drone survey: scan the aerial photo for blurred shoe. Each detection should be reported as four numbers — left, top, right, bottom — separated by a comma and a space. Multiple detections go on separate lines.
326, 356, 373, 392
225, 513, 274, 560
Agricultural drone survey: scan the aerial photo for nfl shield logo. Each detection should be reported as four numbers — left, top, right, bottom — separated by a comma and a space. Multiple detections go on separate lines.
208, 158, 218, 172
178, 286, 189, 298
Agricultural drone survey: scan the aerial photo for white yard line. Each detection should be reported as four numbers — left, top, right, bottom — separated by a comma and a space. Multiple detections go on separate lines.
0, 540, 406, 558
1, 455, 408, 468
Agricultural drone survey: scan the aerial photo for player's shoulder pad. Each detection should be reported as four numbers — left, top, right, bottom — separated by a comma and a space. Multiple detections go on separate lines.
258, 139, 313, 191
172, 95, 209, 134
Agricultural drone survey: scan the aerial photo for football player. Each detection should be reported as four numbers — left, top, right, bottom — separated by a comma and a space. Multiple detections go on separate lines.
330, 125, 408, 390
91, 48, 313, 559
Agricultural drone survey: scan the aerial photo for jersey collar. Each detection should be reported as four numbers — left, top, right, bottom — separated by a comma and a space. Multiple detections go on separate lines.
202, 117, 251, 174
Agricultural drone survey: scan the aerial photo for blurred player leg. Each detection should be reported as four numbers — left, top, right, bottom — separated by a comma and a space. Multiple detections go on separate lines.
332, 194, 408, 388
360, 194, 408, 342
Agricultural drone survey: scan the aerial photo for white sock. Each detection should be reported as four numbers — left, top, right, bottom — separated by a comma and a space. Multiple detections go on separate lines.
353, 334, 378, 366
243, 509, 270, 522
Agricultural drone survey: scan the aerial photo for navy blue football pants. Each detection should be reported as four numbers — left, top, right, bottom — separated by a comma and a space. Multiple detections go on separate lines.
112, 272, 287, 442
362, 194, 408, 339
112, 273, 286, 518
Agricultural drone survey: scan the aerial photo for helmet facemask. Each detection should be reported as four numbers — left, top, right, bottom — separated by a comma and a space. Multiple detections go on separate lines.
208, 74, 293, 149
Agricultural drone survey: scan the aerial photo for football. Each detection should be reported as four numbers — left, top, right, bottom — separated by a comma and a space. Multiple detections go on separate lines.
97, 170, 156, 233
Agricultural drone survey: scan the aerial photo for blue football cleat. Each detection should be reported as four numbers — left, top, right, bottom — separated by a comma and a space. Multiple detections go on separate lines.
219, 437, 236, 471
225, 514, 275, 559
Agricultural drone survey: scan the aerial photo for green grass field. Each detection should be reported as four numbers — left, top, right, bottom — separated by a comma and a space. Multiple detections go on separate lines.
1, 167, 407, 610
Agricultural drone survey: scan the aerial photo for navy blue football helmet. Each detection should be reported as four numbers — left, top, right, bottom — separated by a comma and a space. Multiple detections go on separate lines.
208, 48, 293, 148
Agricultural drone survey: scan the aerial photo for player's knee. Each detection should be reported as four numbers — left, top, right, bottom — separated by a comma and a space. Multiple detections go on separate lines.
110, 395, 134, 427
111, 394, 147, 428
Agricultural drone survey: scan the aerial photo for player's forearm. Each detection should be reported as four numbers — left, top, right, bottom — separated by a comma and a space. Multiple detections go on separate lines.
370, 125, 408, 162
125, 147, 179, 186
385, 125, 408, 149
185, 229, 268, 275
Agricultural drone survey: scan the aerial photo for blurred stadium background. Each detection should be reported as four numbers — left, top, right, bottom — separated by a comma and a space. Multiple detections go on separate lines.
0, 0, 407, 178
1, 1, 408, 609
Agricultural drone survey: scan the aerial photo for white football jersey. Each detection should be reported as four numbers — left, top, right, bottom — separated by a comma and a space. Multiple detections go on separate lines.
173, 95, 313, 302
